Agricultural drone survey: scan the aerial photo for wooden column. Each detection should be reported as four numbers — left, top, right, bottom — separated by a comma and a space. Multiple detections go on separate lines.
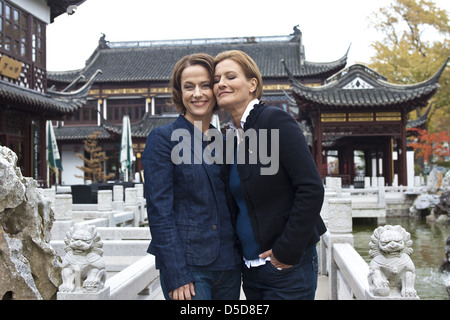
398, 112, 407, 186
316, 113, 324, 176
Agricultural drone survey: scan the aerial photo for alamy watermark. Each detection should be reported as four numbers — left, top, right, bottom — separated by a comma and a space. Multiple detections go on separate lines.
171, 121, 279, 175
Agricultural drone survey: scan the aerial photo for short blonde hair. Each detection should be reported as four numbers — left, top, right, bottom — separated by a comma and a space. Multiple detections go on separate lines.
214, 50, 263, 100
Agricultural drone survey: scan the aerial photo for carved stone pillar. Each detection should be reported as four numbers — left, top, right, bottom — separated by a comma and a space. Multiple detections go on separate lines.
113, 185, 124, 211
326, 198, 353, 300
327, 198, 352, 234
53, 194, 73, 220
51, 194, 74, 240
97, 190, 113, 212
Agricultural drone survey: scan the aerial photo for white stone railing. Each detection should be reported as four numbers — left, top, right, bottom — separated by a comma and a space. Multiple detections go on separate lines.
44, 184, 147, 240
57, 254, 160, 300
323, 176, 427, 223
318, 196, 420, 300
107, 255, 160, 300
42, 184, 158, 301
332, 242, 370, 299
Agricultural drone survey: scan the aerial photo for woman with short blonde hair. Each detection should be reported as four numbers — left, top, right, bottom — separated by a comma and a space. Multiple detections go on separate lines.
213, 50, 326, 300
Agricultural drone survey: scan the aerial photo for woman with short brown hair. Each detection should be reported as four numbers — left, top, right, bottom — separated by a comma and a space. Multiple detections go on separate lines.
143, 53, 241, 300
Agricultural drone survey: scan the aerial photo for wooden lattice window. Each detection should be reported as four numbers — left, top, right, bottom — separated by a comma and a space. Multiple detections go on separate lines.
32, 18, 44, 67
0, 0, 46, 92
0, 1, 29, 60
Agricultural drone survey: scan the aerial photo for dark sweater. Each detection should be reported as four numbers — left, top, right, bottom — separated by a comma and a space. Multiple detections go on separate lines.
229, 154, 261, 260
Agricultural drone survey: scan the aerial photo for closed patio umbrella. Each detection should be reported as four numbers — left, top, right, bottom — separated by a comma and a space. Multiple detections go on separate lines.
47, 120, 62, 186
120, 115, 134, 182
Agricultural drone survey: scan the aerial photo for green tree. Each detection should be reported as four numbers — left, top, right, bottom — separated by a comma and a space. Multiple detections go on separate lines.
368, 0, 449, 133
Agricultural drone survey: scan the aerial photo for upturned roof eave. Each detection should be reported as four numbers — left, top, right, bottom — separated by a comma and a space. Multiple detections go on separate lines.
286, 57, 447, 109
0, 80, 83, 115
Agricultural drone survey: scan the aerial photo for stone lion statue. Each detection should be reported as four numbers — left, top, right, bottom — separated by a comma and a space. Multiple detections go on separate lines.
59, 225, 106, 293
368, 225, 418, 298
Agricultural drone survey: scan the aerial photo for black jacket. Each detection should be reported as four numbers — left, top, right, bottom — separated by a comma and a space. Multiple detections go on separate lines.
223, 102, 326, 265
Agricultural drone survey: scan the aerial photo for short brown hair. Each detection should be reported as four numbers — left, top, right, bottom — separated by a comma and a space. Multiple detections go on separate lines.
170, 53, 215, 114
214, 50, 263, 100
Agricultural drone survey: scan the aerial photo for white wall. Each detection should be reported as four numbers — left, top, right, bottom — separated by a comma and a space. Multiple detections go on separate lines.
60, 144, 85, 185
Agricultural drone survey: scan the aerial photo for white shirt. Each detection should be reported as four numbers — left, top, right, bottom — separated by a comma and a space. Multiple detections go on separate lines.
229, 98, 259, 145
229, 99, 270, 268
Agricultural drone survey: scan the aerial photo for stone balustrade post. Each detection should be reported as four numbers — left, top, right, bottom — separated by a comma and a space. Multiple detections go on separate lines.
53, 194, 73, 220
113, 185, 124, 211
51, 194, 74, 240
320, 192, 337, 225
134, 183, 146, 223
125, 187, 137, 206
326, 198, 354, 300
371, 177, 378, 188
327, 198, 352, 234
124, 187, 139, 227
98, 190, 113, 212
135, 183, 144, 198
318, 192, 337, 275
364, 177, 371, 189
325, 176, 333, 188
333, 177, 342, 197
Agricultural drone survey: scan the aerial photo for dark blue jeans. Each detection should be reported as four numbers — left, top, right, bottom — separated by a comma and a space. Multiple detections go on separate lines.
242, 245, 319, 300
160, 267, 241, 300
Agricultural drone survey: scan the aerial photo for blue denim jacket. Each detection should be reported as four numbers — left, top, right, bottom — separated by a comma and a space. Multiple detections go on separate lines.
143, 115, 238, 293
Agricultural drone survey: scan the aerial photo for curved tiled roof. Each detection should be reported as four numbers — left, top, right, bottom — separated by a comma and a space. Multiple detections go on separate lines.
0, 69, 101, 116
0, 80, 86, 115
47, 0, 87, 22
48, 35, 349, 84
54, 114, 178, 140
287, 58, 448, 112
54, 125, 111, 140
101, 113, 178, 138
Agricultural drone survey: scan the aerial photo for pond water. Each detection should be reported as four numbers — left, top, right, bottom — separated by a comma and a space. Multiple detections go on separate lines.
352, 217, 450, 300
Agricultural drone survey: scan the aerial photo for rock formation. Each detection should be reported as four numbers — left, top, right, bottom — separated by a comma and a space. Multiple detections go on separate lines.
0, 146, 62, 299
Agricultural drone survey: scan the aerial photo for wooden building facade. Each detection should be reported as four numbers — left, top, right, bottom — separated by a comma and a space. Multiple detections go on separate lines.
286, 59, 448, 186
0, 0, 89, 185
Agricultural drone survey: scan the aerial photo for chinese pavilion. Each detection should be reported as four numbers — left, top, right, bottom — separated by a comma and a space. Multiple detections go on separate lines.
284, 57, 448, 186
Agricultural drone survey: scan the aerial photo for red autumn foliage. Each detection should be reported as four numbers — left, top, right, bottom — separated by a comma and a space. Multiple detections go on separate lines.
407, 128, 450, 162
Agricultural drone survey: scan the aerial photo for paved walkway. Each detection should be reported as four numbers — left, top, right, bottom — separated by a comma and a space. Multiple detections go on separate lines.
152, 274, 329, 300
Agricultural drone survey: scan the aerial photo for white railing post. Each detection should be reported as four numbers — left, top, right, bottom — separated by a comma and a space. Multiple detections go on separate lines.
51, 194, 74, 240
113, 185, 124, 211
326, 198, 353, 300
318, 191, 336, 275
124, 188, 139, 227
98, 190, 113, 213
134, 183, 146, 224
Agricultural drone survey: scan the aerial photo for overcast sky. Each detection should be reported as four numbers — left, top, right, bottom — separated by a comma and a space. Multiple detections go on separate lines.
46, 0, 449, 72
